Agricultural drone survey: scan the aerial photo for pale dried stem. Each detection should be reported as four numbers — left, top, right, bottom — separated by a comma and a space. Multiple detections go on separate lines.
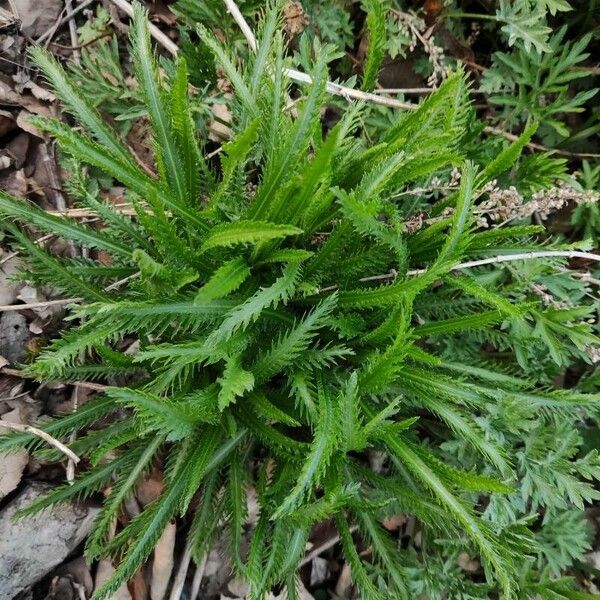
0, 420, 80, 466
189, 554, 208, 600
0, 297, 83, 311
373, 87, 484, 95
66, 385, 79, 483
222, 0, 257, 52
6, 0, 19, 19
569, 271, 600, 287
46, 205, 137, 218
318, 250, 600, 293
151, 520, 177, 600
434, 250, 600, 273
300, 525, 358, 567
0, 233, 55, 265
107, 0, 178, 55
0, 271, 139, 312
403, 250, 600, 278
64, 0, 80, 64
37, 0, 96, 43
105, 271, 141, 291
168, 543, 193, 600
1, 367, 109, 391
222, 0, 413, 109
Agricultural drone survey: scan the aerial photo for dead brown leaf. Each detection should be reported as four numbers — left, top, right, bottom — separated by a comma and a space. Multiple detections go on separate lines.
0, 408, 28, 499
227, 577, 249, 598
309, 556, 329, 587
3, 130, 29, 169
54, 557, 94, 597
266, 578, 315, 600
137, 469, 164, 507
14, 0, 62, 38
0, 256, 23, 305
17, 285, 62, 320
95, 559, 133, 600
150, 520, 176, 600
128, 569, 148, 600
424, 0, 444, 19
334, 563, 352, 598
382, 514, 408, 531
45, 575, 79, 600
148, 0, 178, 27
457, 551, 480, 573
0, 108, 16, 137
204, 548, 225, 579
209, 102, 232, 142
17, 109, 45, 138
12, 72, 56, 102
0, 167, 28, 196
283, 2, 309, 38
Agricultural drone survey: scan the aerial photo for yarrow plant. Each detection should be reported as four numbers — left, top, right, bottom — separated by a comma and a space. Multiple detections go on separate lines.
0, 3, 599, 599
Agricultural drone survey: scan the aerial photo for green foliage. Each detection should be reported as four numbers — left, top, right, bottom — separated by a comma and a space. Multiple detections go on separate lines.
361, 0, 387, 92
571, 161, 600, 239
0, 3, 599, 599
496, 0, 554, 54
66, 7, 144, 133
299, 0, 354, 50
481, 26, 597, 139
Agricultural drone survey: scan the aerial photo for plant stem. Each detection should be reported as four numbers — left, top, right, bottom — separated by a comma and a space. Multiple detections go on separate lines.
318, 250, 600, 293
443, 11, 500, 21
0, 420, 80, 466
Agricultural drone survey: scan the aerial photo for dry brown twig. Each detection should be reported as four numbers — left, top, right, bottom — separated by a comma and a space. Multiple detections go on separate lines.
189, 554, 208, 600
299, 525, 358, 567
46, 204, 137, 218
64, 0, 81, 64
107, 0, 178, 55
0, 420, 80, 468
1, 367, 109, 391
0, 233, 55, 266
314, 250, 600, 292
37, 0, 97, 43
0, 271, 139, 313
168, 542, 194, 600
65, 385, 81, 483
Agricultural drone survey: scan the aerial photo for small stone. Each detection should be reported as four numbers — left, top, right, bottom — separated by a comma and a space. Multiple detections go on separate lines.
0, 311, 30, 363
0, 483, 99, 600
227, 577, 250, 597
0, 256, 23, 305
